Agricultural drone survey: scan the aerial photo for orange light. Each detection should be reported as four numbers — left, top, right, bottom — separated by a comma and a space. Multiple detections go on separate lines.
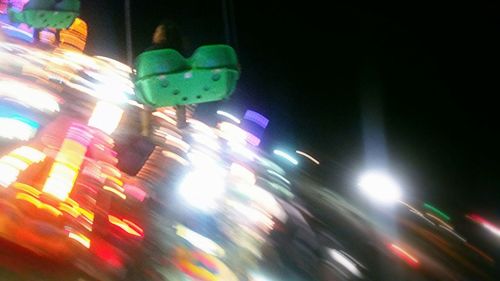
59, 18, 88, 52
68, 231, 91, 248
108, 215, 143, 237
389, 243, 419, 267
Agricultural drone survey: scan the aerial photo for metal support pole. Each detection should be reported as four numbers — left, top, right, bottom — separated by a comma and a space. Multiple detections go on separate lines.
125, 0, 133, 66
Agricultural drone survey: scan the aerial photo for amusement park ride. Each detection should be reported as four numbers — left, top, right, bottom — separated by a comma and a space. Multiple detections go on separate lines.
0, 1, 241, 280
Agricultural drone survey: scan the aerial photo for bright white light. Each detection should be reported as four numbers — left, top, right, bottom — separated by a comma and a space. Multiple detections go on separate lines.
273, 149, 298, 165
230, 163, 256, 185
328, 249, 363, 277
358, 171, 401, 204
218, 121, 247, 144
0, 117, 37, 140
216, 110, 241, 124
88, 101, 124, 135
296, 150, 320, 165
0, 80, 60, 113
178, 169, 226, 212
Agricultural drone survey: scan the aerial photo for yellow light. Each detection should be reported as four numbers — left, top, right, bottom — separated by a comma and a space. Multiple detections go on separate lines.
12, 146, 46, 163
13, 183, 41, 197
58, 203, 80, 218
103, 186, 127, 200
2, 156, 29, 170
68, 231, 91, 248
78, 207, 94, 222
88, 101, 124, 135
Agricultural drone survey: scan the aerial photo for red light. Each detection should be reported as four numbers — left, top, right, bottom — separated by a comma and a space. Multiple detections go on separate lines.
389, 243, 419, 267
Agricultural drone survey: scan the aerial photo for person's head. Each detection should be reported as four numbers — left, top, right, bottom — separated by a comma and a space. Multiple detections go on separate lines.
152, 19, 184, 51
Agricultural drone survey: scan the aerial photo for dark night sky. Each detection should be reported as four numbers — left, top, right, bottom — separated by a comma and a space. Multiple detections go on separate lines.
81, 1, 500, 215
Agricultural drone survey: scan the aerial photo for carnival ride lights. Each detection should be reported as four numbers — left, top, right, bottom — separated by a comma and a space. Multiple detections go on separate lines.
43, 123, 92, 200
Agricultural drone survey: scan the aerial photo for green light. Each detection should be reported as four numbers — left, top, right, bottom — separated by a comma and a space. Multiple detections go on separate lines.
423, 203, 450, 221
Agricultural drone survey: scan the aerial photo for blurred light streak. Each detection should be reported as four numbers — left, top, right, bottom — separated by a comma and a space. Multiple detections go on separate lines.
219, 121, 247, 144
467, 214, 500, 237
0, 146, 45, 187
230, 163, 256, 185
43, 125, 91, 200
423, 203, 450, 221
296, 150, 320, 165
124, 184, 146, 202
464, 242, 495, 263
162, 150, 189, 166
266, 169, 291, 185
389, 243, 419, 267
439, 224, 466, 242
103, 186, 127, 200
328, 249, 363, 277
216, 110, 240, 124
273, 149, 298, 165
244, 110, 269, 128
15, 193, 63, 216
409, 209, 435, 226
175, 224, 225, 257
108, 215, 143, 237
13, 183, 41, 197
0, 117, 38, 140
88, 101, 124, 135
68, 231, 91, 248
425, 212, 454, 230
229, 141, 256, 160
0, 80, 60, 113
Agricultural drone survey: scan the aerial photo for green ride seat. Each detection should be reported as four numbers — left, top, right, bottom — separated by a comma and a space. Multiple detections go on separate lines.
134, 44, 239, 108
9, 0, 80, 29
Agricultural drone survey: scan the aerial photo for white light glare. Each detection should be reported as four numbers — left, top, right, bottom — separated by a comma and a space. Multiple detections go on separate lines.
273, 149, 298, 165
178, 169, 225, 212
88, 101, 124, 135
216, 110, 241, 124
328, 249, 363, 277
358, 171, 401, 204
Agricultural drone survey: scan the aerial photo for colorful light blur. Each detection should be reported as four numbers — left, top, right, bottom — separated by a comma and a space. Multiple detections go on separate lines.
43, 124, 92, 200
176, 224, 225, 257
68, 231, 91, 248
296, 150, 320, 165
0, 115, 38, 140
0, 146, 45, 187
88, 101, 124, 135
467, 214, 500, 237
424, 203, 451, 221
273, 149, 299, 165
389, 243, 419, 267
108, 215, 144, 237
216, 110, 241, 124
0, 79, 61, 113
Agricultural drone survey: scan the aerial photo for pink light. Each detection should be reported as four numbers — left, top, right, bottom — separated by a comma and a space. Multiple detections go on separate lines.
467, 214, 500, 237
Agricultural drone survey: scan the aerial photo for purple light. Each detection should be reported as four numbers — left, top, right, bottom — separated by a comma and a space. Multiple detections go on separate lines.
243, 110, 269, 129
